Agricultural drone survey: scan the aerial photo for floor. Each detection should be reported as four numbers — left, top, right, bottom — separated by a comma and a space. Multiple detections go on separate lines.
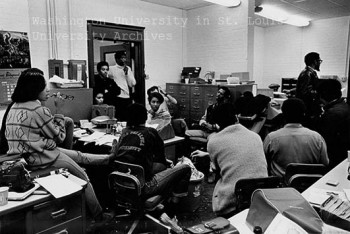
87, 174, 216, 234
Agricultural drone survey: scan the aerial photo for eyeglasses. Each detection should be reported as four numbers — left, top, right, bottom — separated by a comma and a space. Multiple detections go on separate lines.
318, 59, 323, 64
51, 93, 74, 100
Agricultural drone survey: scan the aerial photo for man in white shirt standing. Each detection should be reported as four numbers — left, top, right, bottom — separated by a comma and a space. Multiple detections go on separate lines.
109, 50, 136, 121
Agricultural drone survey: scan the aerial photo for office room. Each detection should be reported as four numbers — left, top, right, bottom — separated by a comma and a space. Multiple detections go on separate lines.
0, 0, 350, 233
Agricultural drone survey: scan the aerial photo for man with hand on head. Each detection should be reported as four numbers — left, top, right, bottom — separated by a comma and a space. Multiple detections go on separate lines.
108, 50, 136, 121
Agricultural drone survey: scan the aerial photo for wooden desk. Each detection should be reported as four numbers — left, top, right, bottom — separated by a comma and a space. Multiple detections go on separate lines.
0, 175, 86, 234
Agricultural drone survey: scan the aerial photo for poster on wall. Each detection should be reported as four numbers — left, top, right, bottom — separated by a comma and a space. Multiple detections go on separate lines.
0, 30, 31, 69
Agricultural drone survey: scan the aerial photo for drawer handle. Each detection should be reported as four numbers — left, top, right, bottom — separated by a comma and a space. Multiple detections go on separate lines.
53, 229, 68, 234
51, 208, 67, 219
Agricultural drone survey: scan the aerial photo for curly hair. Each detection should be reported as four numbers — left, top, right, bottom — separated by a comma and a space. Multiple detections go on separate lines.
126, 103, 147, 127
147, 92, 164, 104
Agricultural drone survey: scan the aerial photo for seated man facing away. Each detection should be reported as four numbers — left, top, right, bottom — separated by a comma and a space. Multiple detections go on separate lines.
191, 103, 268, 218
316, 79, 350, 170
116, 103, 191, 208
263, 98, 329, 177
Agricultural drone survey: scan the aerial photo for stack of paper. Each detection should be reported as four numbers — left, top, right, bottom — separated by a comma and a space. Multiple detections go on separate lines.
49, 75, 84, 88
35, 174, 82, 198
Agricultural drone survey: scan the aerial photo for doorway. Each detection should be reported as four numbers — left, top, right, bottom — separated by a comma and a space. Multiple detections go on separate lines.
87, 21, 145, 105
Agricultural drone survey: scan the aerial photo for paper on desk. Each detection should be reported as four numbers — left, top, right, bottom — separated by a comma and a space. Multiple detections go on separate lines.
307, 188, 347, 206
146, 123, 158, 129
79, 131, 105, 142
35, 174, 82, 198
265, 213, 307, 234
8, 183, 40, 201
95, 134, 119, 146
344, 189, 350, 201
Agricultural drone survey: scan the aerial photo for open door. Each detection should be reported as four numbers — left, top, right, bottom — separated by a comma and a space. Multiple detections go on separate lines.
87, 21, 145, 105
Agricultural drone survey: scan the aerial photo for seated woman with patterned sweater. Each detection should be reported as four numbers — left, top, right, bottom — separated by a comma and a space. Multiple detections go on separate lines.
4, 68, 117, 222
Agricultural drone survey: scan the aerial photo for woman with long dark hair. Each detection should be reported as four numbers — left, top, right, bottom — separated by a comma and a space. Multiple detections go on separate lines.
5, 68, 115, 221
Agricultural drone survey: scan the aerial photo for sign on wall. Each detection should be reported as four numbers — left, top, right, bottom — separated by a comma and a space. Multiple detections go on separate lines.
0, 30, 31, 69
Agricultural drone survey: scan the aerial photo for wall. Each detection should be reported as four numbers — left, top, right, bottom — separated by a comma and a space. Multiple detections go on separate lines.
261, 16, 350, 89
253, 26, 265, 88
24, 0, 186, 92
186, 2, 250, 79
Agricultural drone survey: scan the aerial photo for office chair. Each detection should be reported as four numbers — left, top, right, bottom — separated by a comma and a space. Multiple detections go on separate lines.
284, 163, 327, 193
234, 176, 282, 213
284, 163, 327, 186
108, 160, 167, 234
288, 174, 323, 193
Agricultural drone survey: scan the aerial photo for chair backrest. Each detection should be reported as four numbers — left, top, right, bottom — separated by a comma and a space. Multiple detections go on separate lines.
113, 160, 145, 187
284, 163, 327, 185
235, 176, 282, 213
288, 174, 323, 193
108, 160, 146, 210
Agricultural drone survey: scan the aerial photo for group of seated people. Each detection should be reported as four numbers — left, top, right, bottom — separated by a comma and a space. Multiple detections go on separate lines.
0, 68, 191, 231
0, 67, 349, 230
185, 78, 350, 218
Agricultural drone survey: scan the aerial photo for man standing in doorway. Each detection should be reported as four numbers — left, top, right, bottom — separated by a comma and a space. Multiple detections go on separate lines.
296, 52, 323, 128
109, 50, 136, 121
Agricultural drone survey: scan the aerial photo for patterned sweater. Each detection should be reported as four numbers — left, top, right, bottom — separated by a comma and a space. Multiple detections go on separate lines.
5, 100, 66, 167
208, 124, 268, 216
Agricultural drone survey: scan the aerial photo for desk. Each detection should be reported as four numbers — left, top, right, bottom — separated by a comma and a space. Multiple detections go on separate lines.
76, 129, 184, 162
229, 160, 350, 233
164, 136, 185, 162
0, 175, 86, 234
302, 159, 350, 200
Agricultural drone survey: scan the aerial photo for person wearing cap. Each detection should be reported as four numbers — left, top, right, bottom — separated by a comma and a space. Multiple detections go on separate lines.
296, 52, 323, 128
108, 50, 136, 121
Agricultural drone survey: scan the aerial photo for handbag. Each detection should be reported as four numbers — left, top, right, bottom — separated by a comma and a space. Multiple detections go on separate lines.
246, 188, 323, 233
185, 217, 239, 234
0, 160, 34, 193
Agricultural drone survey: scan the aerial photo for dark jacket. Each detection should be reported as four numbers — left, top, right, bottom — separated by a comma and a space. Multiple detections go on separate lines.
316, 98, 350, 169
296, 66, 321, 117
116, 126, 166, 181
93, 74, 120, 105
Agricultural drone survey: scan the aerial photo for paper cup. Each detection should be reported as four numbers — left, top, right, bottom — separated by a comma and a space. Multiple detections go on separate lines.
0, 187, 9, 206
185, 78, 189, 84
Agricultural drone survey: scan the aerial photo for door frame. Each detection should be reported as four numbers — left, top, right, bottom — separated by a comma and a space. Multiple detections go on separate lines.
87, 21, 145, 105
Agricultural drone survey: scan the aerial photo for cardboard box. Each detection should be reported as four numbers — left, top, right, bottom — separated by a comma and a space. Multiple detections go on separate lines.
91, 105, 115, 119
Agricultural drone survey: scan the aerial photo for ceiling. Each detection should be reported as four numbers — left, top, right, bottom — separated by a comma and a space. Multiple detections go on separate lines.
139, 0, 350, 23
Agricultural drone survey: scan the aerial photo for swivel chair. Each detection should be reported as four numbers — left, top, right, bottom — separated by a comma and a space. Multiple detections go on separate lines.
108, 160, 169, 234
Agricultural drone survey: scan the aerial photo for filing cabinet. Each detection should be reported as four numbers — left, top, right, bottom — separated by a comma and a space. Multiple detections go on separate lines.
166, 83, 253, 125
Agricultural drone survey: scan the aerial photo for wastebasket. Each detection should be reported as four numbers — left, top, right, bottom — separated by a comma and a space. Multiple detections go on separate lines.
179, 171, 204, 212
